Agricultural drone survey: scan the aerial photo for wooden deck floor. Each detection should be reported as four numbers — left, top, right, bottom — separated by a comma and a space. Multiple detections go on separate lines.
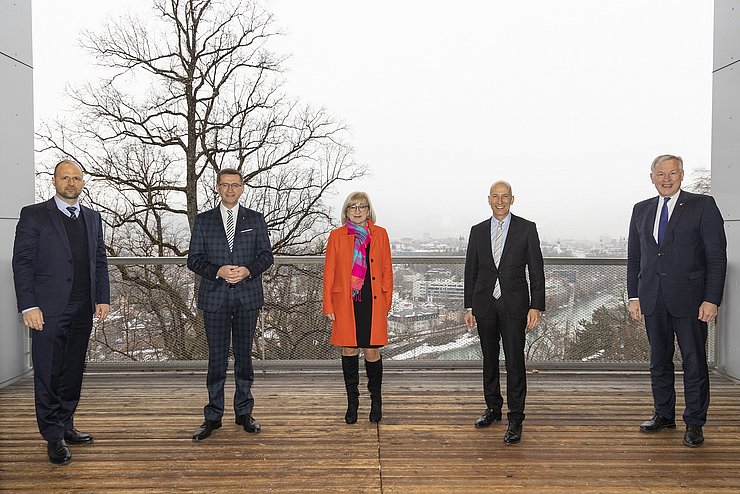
1, 369, 739, 493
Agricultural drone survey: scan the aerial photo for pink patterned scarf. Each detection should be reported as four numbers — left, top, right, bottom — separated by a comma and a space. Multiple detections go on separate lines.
347, 220, 371, 301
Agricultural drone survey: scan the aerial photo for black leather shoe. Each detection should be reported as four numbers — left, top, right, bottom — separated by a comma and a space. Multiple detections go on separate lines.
64, 428, 94, 444
474, 408, 502, 428
47, 439, 71, 464
683, 424, 704, 447
192, 419, 222, 441
235, 414, 261, 433
639, 414, 676, 433
504, 421, 522, 444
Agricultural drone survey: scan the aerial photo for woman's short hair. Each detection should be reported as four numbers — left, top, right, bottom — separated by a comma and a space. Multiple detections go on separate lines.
340, 191, 376, 224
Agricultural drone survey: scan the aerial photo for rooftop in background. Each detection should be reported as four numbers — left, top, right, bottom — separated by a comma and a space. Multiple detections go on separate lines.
391, 235, 628, 258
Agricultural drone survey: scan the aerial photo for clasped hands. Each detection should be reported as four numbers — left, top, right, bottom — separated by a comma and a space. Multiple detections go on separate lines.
217, 265, 250, 284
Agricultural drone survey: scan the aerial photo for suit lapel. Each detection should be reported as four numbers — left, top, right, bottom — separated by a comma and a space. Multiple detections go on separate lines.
209, 206, 230, 251
662, 191, 688, 248
499, 215, 517, 267
235, 206, 250, 246
482, 219, 495, 266
46, 199, 72, 256
81, 205, 96, 260
644, 197, 660, 247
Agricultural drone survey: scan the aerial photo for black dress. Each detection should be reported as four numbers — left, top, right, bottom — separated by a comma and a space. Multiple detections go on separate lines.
352, 243, 380, 348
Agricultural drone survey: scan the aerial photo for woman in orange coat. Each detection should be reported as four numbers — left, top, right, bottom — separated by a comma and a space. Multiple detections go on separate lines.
323, 192, 393, 424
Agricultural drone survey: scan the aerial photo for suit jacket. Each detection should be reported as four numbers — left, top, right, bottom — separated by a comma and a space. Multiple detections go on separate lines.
12, 198, 110, 316
627, 190, 727, 318
187, 205, 273, 312
464, 214, 545, 319
322, 220, 393, 347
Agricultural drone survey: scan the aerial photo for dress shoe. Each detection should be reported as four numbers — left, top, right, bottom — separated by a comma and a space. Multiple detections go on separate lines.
504, 421, 522, 444
474, 408, 502, 428
235, 414, 261, 433
192, 419, 222, 441
64, 428, 94, 444
47, 439, 72, 464
639, 413, 676, 433
683, 424, 704, 447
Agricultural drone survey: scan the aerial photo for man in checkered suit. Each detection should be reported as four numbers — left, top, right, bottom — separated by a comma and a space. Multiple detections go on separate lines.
187, 168, 273, 441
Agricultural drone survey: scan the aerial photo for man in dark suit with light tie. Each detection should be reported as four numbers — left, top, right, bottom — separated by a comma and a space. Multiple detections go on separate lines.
187, 168, 273, 441
464, 180, 545, 444
628, 154, 727, 448
12, 159, 110, 464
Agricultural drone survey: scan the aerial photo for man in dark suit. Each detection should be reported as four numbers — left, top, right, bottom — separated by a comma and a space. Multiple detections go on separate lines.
628, 154, 727, 448
187, 168, 273, 441
464, 180, 545, 444
12, 159, 110, 464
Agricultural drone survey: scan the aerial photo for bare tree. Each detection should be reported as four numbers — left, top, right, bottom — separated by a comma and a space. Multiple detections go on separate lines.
564, 292, 649, 363
684, 167, 711, 195
37, 0, 365, 361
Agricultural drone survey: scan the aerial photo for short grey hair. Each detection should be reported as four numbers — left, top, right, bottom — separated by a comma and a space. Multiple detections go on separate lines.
340, 191, 377, 224
651, 154, 683, 171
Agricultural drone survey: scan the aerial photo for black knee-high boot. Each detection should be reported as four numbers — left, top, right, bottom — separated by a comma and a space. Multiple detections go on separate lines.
365, 358, 383, 423
342, 355, 360, 424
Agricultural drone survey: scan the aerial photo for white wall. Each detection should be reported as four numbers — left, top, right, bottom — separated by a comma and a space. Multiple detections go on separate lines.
712, 0, 740, 379
0, 1, 34, 387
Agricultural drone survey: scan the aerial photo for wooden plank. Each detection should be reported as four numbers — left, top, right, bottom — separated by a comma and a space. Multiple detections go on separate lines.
0, 370, 738, 493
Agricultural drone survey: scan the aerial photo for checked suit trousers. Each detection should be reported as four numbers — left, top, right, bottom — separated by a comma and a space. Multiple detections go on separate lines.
203, 289, 259, 421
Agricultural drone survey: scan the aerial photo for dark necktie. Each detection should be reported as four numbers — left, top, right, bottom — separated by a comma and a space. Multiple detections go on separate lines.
66, 206, 77, 219
657, 197, 669, 246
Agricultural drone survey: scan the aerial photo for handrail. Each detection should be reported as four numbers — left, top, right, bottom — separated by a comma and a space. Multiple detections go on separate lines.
108, 256, 628, 266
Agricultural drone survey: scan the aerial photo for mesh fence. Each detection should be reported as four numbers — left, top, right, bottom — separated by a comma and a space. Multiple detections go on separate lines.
88, 257, 715, 367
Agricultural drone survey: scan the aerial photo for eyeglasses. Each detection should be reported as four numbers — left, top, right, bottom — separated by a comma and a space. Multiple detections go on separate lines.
218, 183, 243, 190
653, 170, 681, 179
347, 204, 369, 212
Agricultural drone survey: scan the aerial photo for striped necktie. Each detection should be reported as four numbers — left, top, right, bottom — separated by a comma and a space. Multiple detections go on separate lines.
492, 220, 503, 299
66, 206, 77, 219
226, 209, 235, 252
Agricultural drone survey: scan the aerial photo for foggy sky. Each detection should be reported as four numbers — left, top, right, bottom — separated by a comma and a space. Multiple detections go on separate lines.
33, 0, 713, 240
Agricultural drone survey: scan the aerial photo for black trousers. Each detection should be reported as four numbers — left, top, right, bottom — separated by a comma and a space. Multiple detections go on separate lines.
476, 297, 527, 423
644, 285, 709, 426
202, 289, 259, 421
32, 299, 93, 442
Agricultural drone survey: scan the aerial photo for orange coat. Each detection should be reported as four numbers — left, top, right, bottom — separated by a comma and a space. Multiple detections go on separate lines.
322, 221, 393, 347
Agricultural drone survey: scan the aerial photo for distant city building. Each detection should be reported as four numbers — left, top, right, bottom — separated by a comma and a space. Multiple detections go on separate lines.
412, 279, 464, 301
388, 299, 440, 336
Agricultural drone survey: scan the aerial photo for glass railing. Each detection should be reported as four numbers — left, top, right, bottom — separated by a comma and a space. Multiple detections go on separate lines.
91, 256, 715, 368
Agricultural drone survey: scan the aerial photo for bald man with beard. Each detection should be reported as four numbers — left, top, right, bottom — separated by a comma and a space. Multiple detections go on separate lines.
12, 160, 110, 464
